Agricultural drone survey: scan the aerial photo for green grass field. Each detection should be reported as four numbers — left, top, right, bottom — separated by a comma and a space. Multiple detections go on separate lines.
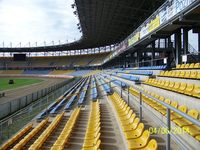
0, 78, 43, 91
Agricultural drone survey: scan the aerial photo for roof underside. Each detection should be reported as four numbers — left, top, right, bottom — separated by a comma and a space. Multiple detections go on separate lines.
0, 0, 165, 52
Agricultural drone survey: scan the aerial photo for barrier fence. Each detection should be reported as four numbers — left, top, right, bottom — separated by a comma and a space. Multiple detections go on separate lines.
0, 78, 80, 145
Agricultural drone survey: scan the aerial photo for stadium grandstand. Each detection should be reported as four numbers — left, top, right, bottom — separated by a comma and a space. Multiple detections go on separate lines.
0, 0, 200, 150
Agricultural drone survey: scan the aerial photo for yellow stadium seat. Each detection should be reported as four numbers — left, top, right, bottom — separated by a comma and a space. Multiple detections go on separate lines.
192, 85, 200, 98
170, 101, 178, 108
159, 71, 165, 76
190, 71, 197, 79
127, 130, 150, 149
184, 84, 194, 96
185, 71, 191, 78
122, 118, 140, 132
163, 71, 169, 76
195, 135, 200, 141
180, 64, 186, 69
188, 63, 195, 69
167, 82, 175, 90
174, 71, 180, 77
173, 110, 199, 127
82, 140, 101, 150
197, 72, 200, 79
164, 81, 170, 89
194, 63, 200, 69
170, 105, 188, 120
176, 64, 181, 69
178, 82, 187, 93
171, 71, 176, 77
173, 82, 180, 92
184, 63, 190, 69
183, 125, 200, 137
167, 71, 172, 76
140, 139, 158, 150
179, 71, 185, 78
124, 123, 144, 140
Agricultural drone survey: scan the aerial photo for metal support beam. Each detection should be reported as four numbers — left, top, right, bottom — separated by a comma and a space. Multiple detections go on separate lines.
175, 29, 182, 65
139, 92, 142, 121
183, 28, 189, 55
151, 41, 155, 66
166, 108, 171, 150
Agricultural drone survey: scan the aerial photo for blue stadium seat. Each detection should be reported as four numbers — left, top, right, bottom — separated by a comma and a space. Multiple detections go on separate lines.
64, 95, 77, 110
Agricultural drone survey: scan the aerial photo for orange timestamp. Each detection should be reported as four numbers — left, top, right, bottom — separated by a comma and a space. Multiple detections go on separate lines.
149, 127, 189, 135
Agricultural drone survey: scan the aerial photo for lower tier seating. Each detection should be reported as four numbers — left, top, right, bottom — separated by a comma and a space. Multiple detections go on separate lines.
129, 87, 200, 141
144, 78, 200, 98
12, 118, 49, 149
0, 124, 33, 150
51, 107, 81, 150
82, 101, 101, 150
109, 92, 157, 150
29, 112, 65, 150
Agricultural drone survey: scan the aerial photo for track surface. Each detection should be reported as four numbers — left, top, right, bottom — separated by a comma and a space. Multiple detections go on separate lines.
0, 77, 67, 104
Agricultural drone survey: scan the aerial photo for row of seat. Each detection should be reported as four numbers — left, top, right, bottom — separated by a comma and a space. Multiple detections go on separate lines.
12, 118, 49, 150
29, 112, 64, 149
109, 92, 157, 150
129, 87, 200, 141
91, 77, 98, 100
78, 78, 90, 105
159, 70, 200, 79
82, 101, 101, 150
111, 73, 139, 81
144, 78, 200, 98
118, 70, 153, 76
176, 63, 200, 69
124, 65, 167, 70
98, 76, 112, 94
111, 77, 127, 89
0, 124, 33, 150
51, 107, 81, 150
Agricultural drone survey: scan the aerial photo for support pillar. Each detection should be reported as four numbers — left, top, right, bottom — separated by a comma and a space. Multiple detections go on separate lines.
183, 28, 189, 55
198, 33, 200, 61
175, 29, 182, 65
137, 50, 141, 67
151, 41, 155, 66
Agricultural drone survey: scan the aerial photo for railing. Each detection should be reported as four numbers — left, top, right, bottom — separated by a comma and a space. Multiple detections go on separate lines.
98, 75, 200, 150
0, 78, 80, 145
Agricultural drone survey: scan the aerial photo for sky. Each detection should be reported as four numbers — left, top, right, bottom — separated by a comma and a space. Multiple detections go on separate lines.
0, 0, 198, 51
0, 0, 82, 47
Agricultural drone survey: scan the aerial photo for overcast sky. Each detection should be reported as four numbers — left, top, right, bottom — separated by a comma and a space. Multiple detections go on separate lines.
0, 0, 198, 51
0, 0, 82, 47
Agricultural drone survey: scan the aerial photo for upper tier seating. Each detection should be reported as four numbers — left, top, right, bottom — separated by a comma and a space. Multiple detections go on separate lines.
144, 78, 200, 98
109, 92, 157, 149
69, 70, 92, 77
159, 70, 200, 80
176, 63, 200, 69
23, 70, 51, 75
50, 70, 74, 75
0, 70, 23, 74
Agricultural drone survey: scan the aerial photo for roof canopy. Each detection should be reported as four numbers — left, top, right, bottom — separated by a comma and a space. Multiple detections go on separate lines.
0, 0, 164, 52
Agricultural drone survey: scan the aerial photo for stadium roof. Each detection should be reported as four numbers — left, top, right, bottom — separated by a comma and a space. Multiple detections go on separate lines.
0, 0, 165, 52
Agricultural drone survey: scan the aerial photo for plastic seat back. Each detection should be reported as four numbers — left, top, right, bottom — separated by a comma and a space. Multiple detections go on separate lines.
144, 139, 158, 150
178, 105, 188, 113
188, 110, 199, 119
170, 101, 178, 108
